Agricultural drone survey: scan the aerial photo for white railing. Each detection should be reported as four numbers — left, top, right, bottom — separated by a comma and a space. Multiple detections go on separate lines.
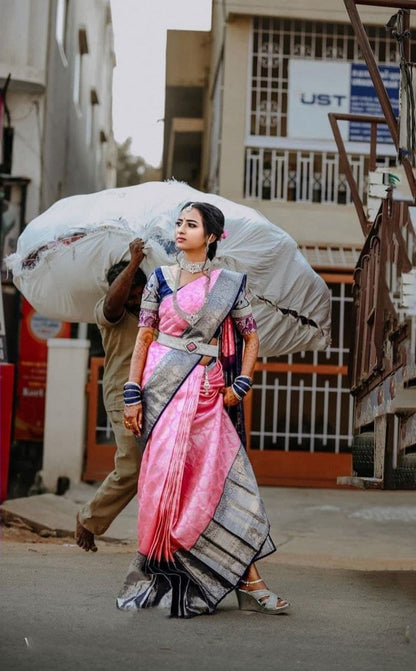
250, 365, 354, 453
244, 147, 390, 204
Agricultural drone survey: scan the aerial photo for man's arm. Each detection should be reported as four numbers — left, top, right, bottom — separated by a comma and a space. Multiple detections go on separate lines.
103, 238, 144, 322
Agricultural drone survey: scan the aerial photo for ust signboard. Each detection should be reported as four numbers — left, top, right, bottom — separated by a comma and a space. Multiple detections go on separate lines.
288, 59, 400, 143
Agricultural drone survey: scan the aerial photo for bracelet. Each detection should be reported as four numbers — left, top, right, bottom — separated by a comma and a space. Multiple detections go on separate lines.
123, 381, 142, 406
231, 375, 253, 401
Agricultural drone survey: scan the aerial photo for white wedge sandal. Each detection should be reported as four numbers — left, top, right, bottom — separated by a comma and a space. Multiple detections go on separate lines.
236, 578, 291, 615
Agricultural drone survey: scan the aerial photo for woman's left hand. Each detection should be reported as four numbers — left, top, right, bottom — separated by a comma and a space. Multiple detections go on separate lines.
220, 386, 240, 407
123, 402, 142, 436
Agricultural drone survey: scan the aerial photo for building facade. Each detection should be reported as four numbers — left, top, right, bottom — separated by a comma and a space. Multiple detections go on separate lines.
0, 0, 117, 497
1, 0, 116, 362
163, 1, 415, 485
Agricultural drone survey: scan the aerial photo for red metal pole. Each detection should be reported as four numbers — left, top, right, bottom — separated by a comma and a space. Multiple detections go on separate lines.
328, 113, 370, 236
355, 0, 416, 8
344, 0, 399, 148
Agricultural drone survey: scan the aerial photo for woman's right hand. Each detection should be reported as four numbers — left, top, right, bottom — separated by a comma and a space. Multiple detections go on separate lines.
220, 386, 240, 407
123, 402, 143, 436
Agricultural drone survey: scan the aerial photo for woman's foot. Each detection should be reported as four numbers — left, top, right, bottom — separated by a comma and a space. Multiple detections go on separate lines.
237, 577, 290, 612
238, 578, 290, 612
75, 514, 97, 552
237, 564, 290, 614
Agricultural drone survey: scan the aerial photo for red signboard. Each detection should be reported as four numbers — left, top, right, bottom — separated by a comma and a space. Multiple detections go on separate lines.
14, 299, 70, 441
0, 363, 14, 501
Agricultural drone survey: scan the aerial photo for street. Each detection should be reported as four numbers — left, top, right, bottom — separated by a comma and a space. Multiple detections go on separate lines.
2, 483, 416, 671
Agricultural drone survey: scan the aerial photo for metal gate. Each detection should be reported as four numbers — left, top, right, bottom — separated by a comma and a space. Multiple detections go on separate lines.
84, 274, 353, 485
246, 273, 353, 487
83, 357, 115, 481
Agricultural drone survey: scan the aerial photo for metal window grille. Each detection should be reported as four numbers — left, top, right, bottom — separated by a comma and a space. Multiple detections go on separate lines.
244, 147, 391, 203
247, 17, 404, 204
250, 17, 407, 139
250, 281, 354, 453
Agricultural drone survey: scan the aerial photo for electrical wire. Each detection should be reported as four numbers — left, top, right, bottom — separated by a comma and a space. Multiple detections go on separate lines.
387, 10, 415, 166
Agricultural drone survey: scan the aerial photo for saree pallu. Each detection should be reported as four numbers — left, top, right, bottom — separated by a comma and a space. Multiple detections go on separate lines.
117, 268, 275, 618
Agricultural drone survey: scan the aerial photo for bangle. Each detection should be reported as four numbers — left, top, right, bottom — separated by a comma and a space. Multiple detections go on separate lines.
123, 381, 142, 405
231, 375, 253, 400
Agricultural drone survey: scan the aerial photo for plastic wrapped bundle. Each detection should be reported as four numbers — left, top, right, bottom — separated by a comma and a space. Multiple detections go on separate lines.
6, 181, 331, 357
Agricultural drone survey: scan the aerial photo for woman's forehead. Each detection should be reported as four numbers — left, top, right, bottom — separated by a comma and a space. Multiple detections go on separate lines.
179, 207, 203, 222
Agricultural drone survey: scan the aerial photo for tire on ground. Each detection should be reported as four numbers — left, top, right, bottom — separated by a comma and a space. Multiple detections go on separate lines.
352, 432, 374, 478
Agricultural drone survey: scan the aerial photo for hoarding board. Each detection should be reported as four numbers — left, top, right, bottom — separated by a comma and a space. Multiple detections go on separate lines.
288, 59, 399, 143
14, 299, 70, 441
288, 60, 350, 140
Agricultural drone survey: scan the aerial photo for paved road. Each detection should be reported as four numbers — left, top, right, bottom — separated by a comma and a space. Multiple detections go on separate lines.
1, 539, 415, 671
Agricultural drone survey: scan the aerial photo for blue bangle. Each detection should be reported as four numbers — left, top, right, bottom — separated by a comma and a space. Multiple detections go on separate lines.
123, 381, 142, 405
231, 375, 253, 400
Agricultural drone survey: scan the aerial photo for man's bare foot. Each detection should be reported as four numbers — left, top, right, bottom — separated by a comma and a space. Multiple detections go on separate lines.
75, 514, 97, 552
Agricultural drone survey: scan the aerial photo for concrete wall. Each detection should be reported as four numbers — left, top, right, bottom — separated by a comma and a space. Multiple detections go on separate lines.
42, 339, 90, 490
0, 0, 116, 221
0, 0, 49, 89
0, 0, 50, 221
219, 16, 250, 202
224, 0, 414, 26
42, 0, 116, 209
244, 201, 364, 245
164, 30, 211, 186
203, 2, 227, 191
6, 92, 45, 220
166, 31, 210, 87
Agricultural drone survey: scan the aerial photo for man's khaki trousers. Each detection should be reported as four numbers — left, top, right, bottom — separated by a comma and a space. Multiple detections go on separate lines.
78, 410, 143, 536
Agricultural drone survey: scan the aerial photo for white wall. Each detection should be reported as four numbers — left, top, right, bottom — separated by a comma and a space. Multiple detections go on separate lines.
42, 339, 90, 490
0, 0, 49, 87
0, 0, 116, 220
223, 0, 415, 26
42, 0, 116, 209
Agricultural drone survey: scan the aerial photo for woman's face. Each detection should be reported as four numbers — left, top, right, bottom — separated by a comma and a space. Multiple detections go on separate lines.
175, 207, 208, 255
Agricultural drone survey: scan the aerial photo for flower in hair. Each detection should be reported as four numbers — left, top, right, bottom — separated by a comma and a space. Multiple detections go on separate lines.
221, 229, 229, 240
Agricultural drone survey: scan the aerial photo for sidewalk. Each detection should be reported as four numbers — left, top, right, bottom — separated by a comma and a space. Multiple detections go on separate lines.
2, 482, 416, 570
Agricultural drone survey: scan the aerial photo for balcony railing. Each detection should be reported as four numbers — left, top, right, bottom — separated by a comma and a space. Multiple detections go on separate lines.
244, 147, 391, 204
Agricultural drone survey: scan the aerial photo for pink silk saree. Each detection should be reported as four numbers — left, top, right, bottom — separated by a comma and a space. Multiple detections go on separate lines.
117, 268, 275, 617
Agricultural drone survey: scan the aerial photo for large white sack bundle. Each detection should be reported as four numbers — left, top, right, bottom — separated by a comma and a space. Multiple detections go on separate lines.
7, 181, 331, 357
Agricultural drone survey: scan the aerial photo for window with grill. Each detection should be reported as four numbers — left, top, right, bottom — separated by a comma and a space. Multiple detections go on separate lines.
250, 17, 406, 138
245, 18, 406, 203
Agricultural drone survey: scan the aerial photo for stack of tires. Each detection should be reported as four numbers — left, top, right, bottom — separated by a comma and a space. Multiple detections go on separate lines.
352, 431, 416, 488
352, 432, 374, 478
393, 452, 416, 489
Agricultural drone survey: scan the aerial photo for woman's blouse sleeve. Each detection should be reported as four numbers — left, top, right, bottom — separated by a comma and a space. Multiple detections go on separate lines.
231, 278, 257, 335
138, 270, 160, 329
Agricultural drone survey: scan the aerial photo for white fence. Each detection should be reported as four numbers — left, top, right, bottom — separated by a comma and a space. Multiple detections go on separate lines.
244, 147, 390, 204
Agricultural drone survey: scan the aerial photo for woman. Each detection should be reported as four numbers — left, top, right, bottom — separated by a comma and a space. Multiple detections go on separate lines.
119, 202, 290, 618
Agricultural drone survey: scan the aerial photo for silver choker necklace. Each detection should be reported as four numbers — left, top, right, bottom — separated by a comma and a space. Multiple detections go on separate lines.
178, 255, 211, 274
